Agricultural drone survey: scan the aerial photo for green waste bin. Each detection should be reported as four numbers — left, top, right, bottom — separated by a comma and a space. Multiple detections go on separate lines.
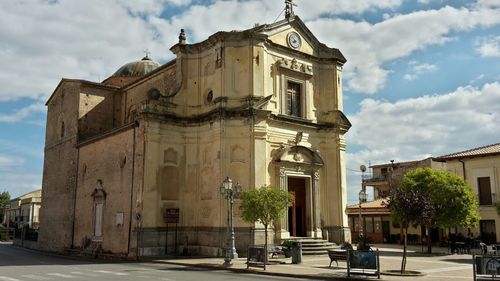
291, 241, 303, 264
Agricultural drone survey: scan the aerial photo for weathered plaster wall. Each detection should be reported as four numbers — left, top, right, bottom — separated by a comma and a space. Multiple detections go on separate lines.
445, 156, 500, 240
73, 128, 136, 255
39, 82, 81, 252
78, 87, 117, 140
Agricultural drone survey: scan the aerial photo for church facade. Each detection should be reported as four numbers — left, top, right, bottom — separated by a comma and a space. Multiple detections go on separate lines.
38, 12, 351, 258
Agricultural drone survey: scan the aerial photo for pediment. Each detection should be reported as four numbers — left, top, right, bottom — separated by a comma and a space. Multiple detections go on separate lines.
275, 145, 324, 166
255, 16, 346, 62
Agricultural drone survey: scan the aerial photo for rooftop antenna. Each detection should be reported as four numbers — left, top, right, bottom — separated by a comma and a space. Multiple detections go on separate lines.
285, 0, 297, 19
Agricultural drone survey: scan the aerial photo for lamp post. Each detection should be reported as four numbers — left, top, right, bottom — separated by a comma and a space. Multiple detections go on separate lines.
359, 165, 367, 238
220, 176, 242, 267
358, 189, 367, 237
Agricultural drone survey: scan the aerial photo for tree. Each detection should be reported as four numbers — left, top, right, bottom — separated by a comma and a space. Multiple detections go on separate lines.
239, 186, 293, 266
387, 185, 432, 273
0, 191, 11, 224
400, 168, 479, 254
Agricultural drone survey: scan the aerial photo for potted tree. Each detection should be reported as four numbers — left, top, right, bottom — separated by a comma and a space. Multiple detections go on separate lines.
281, 240, 294, 258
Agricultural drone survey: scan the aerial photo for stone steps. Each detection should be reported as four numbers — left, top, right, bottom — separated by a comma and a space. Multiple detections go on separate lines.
285, 238, 337, 255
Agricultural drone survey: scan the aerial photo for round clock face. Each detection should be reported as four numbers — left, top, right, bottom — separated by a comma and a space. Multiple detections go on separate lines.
287, 32, 301, 49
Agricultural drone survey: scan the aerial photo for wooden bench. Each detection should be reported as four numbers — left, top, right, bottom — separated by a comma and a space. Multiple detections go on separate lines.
328, 249, 348, 267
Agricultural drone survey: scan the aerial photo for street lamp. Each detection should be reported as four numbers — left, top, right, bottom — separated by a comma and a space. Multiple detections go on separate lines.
358, 189, 367, 237
359, 165, 367, 238
220, 176, 242, 267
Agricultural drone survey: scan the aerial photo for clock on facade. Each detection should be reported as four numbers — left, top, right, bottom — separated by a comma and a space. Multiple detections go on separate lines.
287, 31, 301, 49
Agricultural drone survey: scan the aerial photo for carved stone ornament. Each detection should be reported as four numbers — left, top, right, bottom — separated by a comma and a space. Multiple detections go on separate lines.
276, 58, 313, 76
280, 167, 286, 176
293, 153, 303, 162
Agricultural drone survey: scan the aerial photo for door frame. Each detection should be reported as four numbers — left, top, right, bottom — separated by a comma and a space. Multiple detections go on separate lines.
275, 165, 321, 239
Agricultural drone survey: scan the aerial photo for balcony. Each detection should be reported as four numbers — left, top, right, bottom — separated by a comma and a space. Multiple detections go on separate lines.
362, 173, 389, 186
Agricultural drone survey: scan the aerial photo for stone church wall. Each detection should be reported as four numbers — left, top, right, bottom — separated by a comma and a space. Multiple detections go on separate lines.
73, 128, 136, 255
39, 82, 81, 252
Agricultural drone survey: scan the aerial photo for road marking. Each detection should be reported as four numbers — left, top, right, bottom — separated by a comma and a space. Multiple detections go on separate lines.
0, 277, 21, 281
21, 275, 52, 280
93, 270, 128, 276
46, 273, 75, 278
69, 271, 99, 277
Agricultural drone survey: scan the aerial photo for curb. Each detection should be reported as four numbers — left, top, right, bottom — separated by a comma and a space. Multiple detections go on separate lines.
156, 260, 364, 281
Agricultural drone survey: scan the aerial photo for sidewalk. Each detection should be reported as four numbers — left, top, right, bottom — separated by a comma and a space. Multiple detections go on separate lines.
154, 244, 475, 280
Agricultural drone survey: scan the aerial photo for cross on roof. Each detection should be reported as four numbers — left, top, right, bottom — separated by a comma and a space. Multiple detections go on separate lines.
285, 0, 297, 19
144, 49, 151, 59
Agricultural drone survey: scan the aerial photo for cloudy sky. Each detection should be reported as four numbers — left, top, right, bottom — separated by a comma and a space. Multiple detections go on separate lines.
0, 0, 499, 203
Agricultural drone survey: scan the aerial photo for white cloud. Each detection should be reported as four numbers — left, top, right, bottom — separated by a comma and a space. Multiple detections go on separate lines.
295, 0, 402, 20
344, 81, 500, 203
404, 61, 437, 80
0, 155, 24, 172
307, 3, 500, 94
2, 0, 499, 103
0, 103, 45, 123
0, 0, 176, 102
476, 36, 500, 57
0, 0, 410, 103
417, 0, 444, 4
0, 171, 41, 198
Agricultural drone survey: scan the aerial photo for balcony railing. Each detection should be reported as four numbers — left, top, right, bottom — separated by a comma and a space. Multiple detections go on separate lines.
362, 173, 388, 181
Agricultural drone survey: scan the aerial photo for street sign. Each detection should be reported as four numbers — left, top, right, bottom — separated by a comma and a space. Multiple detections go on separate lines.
163, 208, 180, 224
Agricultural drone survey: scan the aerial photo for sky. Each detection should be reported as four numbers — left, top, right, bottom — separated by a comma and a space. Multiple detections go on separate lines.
0, 0, 499, 204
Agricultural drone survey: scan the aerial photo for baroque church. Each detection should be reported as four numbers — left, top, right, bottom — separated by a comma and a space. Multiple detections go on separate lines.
38, 5, 351, 258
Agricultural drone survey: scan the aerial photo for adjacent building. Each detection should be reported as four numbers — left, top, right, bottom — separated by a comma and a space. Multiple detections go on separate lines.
38, 10, 351, 258
349, 142, 500, 245
434, 142, 500, 244
4, 189, 42, 229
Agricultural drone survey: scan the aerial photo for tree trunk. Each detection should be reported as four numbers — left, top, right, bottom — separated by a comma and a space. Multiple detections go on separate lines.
264, 223, 268, 269
401, 225, 408, 274
426, 226, 432, 254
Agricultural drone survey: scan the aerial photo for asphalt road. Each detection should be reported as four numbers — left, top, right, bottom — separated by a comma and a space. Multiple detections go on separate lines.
0, 242, 314, 281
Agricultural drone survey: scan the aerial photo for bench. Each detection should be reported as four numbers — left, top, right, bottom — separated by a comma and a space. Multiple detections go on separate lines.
328, 249, 348, 267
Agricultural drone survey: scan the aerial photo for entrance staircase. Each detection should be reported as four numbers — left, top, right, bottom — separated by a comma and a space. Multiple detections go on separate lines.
286, 237, 337, 255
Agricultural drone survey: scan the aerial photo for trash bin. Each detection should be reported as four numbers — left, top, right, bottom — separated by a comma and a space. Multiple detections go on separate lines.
291, 241, 303, 264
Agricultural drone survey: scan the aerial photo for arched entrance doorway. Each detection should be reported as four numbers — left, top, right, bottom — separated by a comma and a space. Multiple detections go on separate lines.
274, 145, 324, 239
288, 177, 306, 237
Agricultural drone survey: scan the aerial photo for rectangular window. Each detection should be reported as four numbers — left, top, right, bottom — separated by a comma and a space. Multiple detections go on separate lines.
365, 216, 374, 233
478, 177, 492, 205
480, 220, 496, 244
286, 81, 301, 117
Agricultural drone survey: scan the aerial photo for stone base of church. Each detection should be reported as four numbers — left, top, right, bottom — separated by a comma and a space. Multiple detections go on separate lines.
136, 226, 264, 257
322, 225, 351, 244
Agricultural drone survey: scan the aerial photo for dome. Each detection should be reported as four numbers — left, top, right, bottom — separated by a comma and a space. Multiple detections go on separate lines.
113, 56, 161, 77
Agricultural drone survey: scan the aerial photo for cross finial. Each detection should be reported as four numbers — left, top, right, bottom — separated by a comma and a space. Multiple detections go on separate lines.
285, 0, 297, 19
143, 49, 151, 59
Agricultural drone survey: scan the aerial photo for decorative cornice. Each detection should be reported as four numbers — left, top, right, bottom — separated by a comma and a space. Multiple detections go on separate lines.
276, 58, 313, 76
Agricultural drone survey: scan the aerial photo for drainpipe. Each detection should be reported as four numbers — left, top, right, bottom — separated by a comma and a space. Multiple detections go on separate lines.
458, 159, 466, 180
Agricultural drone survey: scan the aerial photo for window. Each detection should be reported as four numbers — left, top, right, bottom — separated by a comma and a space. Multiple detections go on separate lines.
478, 177, 492, 205
480, 220, 496, 244
365, 217, 374, 233
286, 81, 302, 117
60, 122, 65, 139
